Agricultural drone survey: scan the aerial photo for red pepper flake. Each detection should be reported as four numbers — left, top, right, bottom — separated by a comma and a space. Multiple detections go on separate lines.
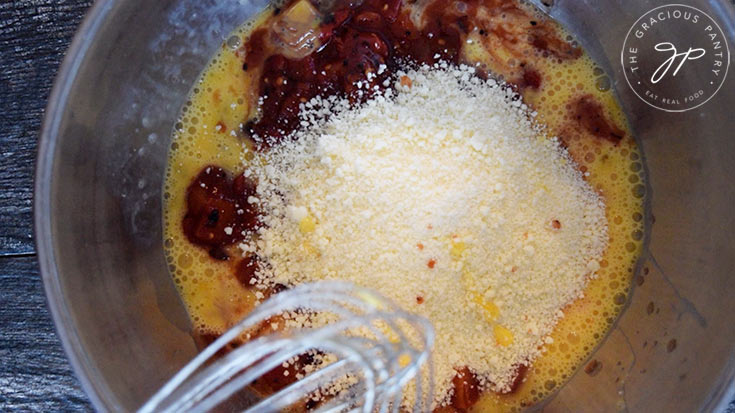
416, 243, 424, 250
216, 121, 227, 133
551, 219, 561, 229
584, 359, 602, 376
400, 75, 413, 88
416, 296, 424, 304
427, 259, 436, 269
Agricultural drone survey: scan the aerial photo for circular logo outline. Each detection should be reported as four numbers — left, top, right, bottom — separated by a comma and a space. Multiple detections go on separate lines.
621, 3, 730, 113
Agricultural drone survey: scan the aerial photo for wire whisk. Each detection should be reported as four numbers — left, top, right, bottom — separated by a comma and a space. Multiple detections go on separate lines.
139, 282, 435, 413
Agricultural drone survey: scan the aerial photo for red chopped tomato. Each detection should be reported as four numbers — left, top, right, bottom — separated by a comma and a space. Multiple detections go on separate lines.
183, 166, 260, 259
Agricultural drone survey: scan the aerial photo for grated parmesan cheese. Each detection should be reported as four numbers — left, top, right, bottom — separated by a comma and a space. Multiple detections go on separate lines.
241, 63, 608, 405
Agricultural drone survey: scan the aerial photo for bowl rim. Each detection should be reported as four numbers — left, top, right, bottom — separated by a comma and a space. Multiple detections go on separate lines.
33, 0, 735, 412
34, 0, 120, 410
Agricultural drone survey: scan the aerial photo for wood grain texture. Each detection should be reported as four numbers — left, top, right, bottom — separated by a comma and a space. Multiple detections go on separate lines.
0, 256, 91, 411
0, 0, 93, 256
1, 1, 94, 411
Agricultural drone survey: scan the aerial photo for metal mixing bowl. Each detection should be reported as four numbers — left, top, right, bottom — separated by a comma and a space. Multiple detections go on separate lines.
35, 0, 735, 411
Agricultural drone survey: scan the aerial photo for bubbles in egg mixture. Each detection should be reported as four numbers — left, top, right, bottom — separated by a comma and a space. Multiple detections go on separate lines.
162, 2, 646, 411
469, 46, 646, 408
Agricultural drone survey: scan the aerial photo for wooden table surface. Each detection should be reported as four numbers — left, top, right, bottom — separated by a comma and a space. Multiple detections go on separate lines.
1, 1, 93, 411
0, 1, 733, 412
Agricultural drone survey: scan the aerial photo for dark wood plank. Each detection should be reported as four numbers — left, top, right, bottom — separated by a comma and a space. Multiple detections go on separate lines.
0, 256, 91, 411
1, 2, 95, 410
0, 0, 93, 255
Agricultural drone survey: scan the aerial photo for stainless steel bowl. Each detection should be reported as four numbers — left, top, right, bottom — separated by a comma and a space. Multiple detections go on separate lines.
35, 0, 735, 411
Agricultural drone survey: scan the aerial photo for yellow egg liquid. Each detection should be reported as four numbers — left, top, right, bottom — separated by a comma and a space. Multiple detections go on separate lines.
162, 1, 646, 411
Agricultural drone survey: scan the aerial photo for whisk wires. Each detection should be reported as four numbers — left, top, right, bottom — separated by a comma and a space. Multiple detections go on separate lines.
139, 282, 434, 413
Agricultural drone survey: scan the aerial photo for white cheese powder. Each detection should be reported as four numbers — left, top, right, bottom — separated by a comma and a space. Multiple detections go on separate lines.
242, 63, 608, 405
